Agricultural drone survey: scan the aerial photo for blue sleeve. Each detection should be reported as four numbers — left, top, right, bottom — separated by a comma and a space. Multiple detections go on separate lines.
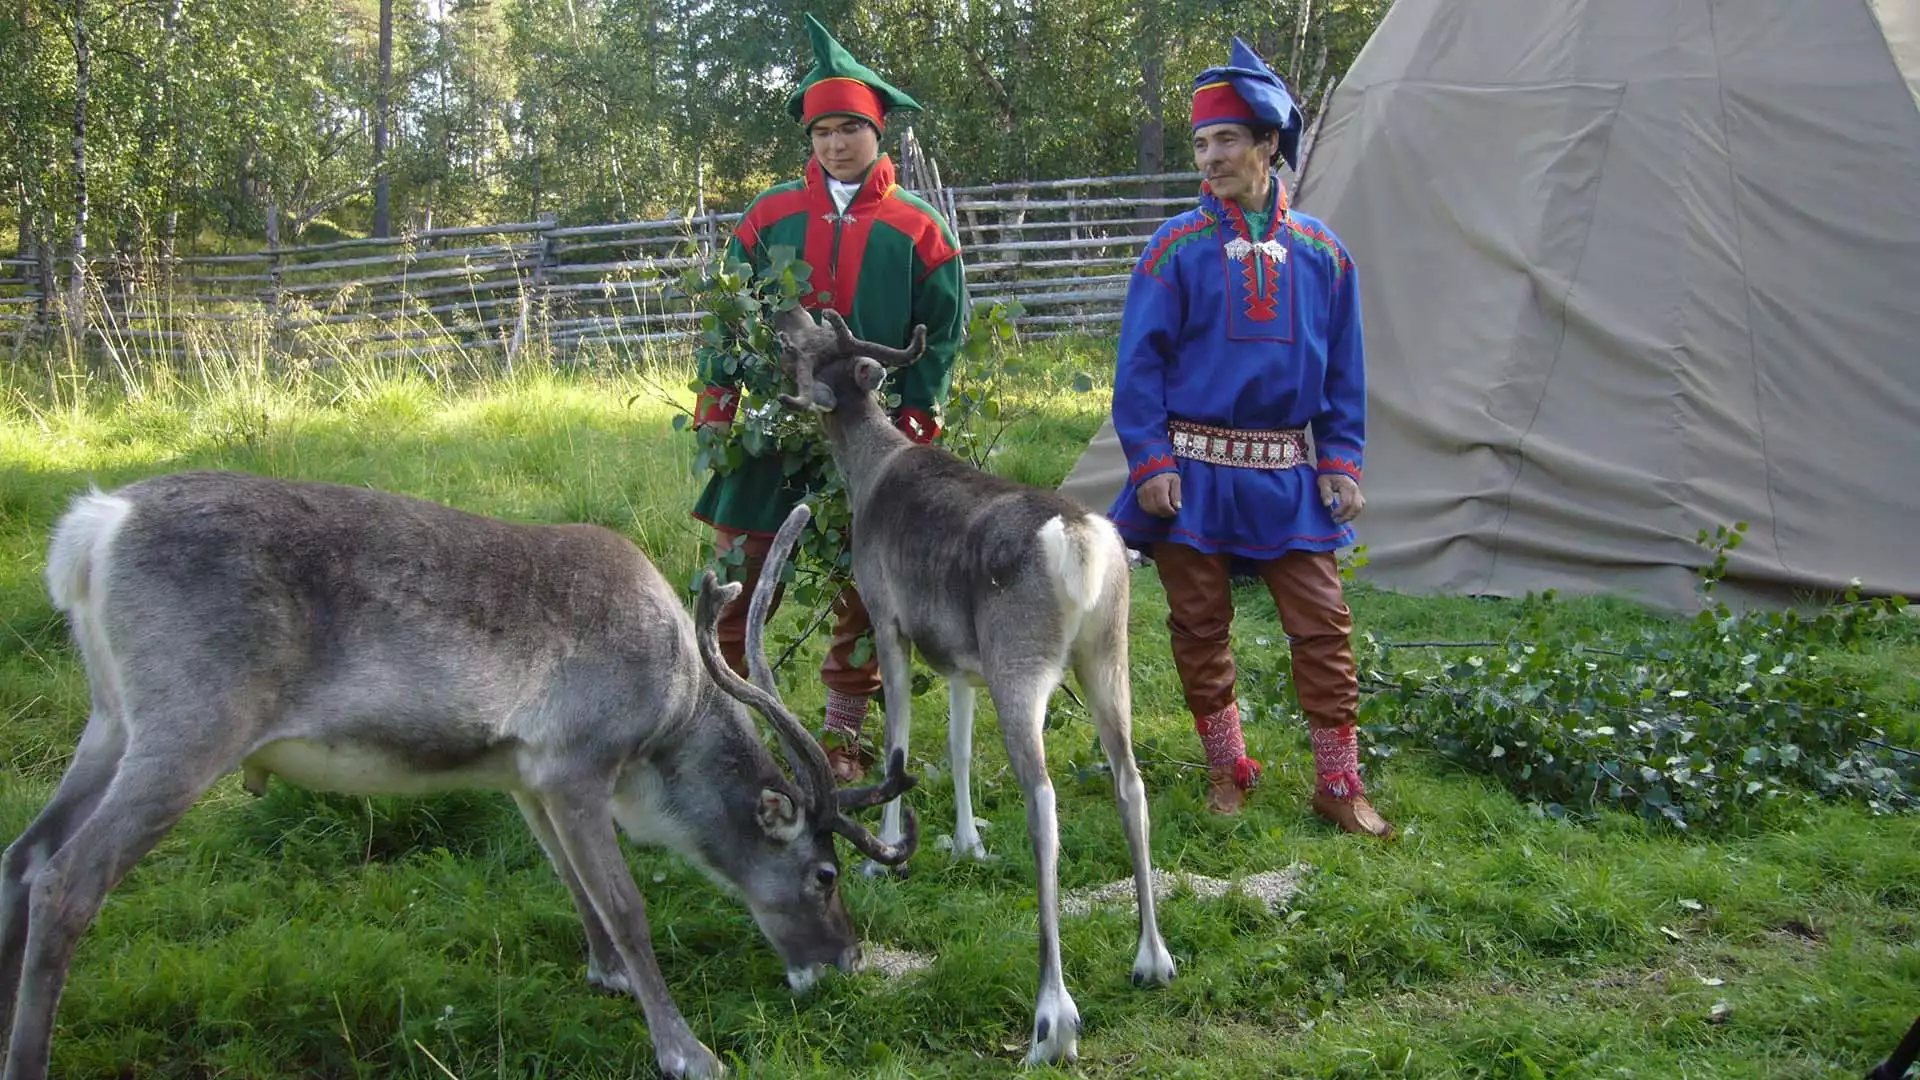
1112, 263, 1183, 487
1313, 253, 1365, 481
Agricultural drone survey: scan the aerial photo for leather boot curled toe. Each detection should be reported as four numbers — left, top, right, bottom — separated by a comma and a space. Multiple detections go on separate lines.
1312, 790, 1395, 838
823, 741, 869, 784
1205, 757, 1261, 815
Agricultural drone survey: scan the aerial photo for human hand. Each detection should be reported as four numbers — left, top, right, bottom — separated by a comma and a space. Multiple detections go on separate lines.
1137, 472, 1182, 518
1317, 473, 1364, 524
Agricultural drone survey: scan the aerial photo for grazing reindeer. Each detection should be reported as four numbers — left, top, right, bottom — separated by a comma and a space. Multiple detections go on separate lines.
772, 307, 1177, 1066
0, 471, 915, 1080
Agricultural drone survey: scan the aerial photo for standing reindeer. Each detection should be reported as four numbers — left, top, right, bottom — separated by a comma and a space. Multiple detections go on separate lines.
770, 307, 1177, 1066
0, 472, 914, 1080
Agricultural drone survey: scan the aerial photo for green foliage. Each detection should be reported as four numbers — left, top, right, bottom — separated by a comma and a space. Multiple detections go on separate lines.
0, 353, 1916, 1078
672, 245, 1040, 671
1346, 523, 1919, 832
4, 0, 1397, 261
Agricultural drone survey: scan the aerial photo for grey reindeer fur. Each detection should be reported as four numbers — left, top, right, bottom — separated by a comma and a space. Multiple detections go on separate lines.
0, 471, 912, 1080
775, 308, 1177, 1067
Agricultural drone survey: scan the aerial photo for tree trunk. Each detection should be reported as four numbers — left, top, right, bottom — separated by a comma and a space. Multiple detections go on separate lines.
1289, 0, 1315, 87
529, 121, 542, 219
372, 0, 393, 237
1136, 0, 1165, 199
67, 0, 89, 331
14, 177, 26, 258
125, 0, 184, 256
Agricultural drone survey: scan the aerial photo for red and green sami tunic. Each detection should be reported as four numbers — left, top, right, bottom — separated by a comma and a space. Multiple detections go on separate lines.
691, 153, 966, 536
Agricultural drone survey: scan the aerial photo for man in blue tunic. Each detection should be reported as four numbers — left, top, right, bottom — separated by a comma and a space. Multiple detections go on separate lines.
1107, 38, 1391, 836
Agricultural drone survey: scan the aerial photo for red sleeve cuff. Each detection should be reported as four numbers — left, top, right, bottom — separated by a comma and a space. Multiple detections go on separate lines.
1129, 445, 1178, 484
894, 407, 940, 444
695, 386, 738, 426
1315, 448, 1363, 481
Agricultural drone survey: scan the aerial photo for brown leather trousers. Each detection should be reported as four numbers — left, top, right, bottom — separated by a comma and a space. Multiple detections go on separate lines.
713, 528, 882, 698
1152, 542, 1358, 731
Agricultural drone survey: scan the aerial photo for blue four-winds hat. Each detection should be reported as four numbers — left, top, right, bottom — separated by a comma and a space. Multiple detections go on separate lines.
1191, 36, 1304, 170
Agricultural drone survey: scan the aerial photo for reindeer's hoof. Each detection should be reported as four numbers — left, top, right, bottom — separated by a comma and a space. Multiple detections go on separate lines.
586, 963, 633, 996
950, 836, 994, 863
658, 1039, 724, 1079
1025, 991, 1081, 1067
1131, 933, 1177, 987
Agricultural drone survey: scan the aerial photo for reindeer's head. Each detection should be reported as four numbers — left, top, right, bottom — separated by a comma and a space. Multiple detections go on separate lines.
689, 503, 918, 990
772, 307, 929, 417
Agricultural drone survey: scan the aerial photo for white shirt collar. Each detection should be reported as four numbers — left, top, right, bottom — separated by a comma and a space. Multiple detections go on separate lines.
827, 176, 861, 214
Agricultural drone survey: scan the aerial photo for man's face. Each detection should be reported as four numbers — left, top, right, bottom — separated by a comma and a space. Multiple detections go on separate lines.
810, 116, 880, 183
1192, 123, 1277, 205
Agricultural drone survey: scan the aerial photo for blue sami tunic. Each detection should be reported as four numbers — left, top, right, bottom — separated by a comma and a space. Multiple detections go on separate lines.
1107, 176, 1366, 564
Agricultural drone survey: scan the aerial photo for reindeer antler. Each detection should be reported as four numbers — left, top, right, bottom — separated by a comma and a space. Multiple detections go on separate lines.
694, 573, 833, 813
692, 504, 919, 866
775, 328, 817, 411
833, 751, 920, 866
821, 309, 928, 369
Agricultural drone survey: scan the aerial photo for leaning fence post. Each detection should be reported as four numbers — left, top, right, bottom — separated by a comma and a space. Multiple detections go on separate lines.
508, 211, 558, 369
263, 204, 290, 360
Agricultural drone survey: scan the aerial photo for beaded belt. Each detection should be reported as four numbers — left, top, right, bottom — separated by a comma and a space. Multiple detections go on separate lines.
1168, 419, 1309, 469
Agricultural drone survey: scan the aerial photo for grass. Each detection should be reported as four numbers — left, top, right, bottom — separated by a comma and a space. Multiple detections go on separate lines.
1, 344, 1915, 1079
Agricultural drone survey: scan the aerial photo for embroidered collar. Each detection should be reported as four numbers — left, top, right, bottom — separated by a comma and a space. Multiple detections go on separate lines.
1199, 174, 1289, 326
1200, 175, 1288, 247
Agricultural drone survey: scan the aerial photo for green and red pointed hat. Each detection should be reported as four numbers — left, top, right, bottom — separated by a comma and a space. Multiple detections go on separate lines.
784, 13, 922, 131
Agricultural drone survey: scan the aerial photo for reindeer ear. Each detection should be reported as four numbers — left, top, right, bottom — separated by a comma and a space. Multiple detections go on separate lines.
810, 382, 838, 411
853, 357, 887, 394
757, 788, 803, 841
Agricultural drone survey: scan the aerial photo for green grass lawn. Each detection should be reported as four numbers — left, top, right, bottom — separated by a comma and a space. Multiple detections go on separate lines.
1, 346, 1915, 1079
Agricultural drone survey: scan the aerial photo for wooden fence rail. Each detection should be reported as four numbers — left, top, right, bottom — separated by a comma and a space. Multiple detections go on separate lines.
3, 167, 1223, 362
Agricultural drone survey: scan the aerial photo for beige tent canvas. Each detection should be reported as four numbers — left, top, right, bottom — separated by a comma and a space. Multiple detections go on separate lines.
1060, 0, 1920, 611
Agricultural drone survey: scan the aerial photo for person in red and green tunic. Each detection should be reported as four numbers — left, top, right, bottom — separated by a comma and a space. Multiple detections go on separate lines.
691, 14, 967, 784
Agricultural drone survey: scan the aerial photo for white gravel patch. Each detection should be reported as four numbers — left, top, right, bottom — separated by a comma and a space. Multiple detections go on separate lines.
860, 944, 935, 979
1061, 865, 1309, 918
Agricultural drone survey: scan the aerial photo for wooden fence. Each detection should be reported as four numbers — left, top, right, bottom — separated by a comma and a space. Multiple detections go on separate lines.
1, 164, 1215, 364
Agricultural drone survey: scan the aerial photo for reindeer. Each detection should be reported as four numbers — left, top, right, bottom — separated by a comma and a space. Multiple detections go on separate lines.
0, 472, 915, 1080
770, 307, 1177, 1066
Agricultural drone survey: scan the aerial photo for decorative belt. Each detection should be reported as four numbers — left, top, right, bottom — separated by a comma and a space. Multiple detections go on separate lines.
1168, 419, 1309, 469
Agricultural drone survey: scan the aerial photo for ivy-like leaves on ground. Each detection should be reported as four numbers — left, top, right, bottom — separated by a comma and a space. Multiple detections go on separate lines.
1337, 523, 1917, 831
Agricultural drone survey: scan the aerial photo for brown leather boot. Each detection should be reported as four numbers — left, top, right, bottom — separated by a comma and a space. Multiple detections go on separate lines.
1206, 766, 1249, 815
1312, 790, 1395, 838
824, 742, 868, 784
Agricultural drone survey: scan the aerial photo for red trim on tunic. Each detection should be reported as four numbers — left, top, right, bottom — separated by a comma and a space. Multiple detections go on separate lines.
1316, 451, 1362, 480
801, 156, 898, 317
1140, 212, 1216, 280
873, 195, 960, 278
690, 510, 778, 539
736, 187, 811, 255
1129, 453, 1176, 482
1121, 522, 1351, 552
694, 386, 738, 425
894, 407, 939, 444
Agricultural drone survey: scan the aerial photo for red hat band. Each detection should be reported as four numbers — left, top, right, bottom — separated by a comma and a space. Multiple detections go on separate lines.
804, 77, 886, 130
1191, 80, 1258, 130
